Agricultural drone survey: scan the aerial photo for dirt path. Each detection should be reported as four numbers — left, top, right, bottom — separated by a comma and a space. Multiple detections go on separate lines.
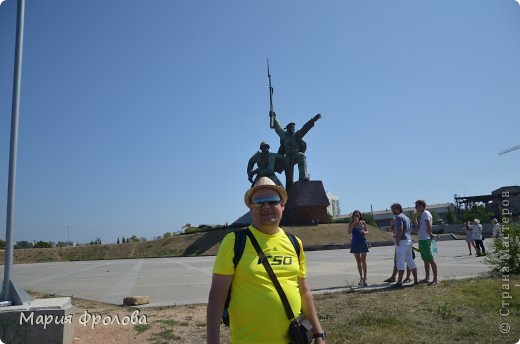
70, 297, 225, 344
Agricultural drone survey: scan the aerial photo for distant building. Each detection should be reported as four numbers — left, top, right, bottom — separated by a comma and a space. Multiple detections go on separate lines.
454, 185, 520, 218
326, 192, 340, 217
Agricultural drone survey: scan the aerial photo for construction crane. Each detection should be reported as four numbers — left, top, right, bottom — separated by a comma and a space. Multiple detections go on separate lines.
498, 144, 520, 155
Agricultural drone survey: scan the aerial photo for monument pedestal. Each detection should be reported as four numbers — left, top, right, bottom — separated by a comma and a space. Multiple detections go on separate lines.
0, 297, 74, 344
283, 180, 329, 225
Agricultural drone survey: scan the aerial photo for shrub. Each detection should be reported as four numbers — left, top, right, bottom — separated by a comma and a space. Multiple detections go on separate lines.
485, 223, 520, 274
34, 241, 52, 248
183, 227, 200, 234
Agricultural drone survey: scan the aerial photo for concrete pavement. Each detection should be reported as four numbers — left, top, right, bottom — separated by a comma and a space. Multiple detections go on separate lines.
0, 240, 492, 307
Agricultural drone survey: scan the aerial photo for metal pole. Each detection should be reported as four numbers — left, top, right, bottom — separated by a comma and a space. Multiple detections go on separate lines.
3, 0, 26, 302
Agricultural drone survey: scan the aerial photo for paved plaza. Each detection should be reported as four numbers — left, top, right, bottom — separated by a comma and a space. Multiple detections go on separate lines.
1, 240, 492, 307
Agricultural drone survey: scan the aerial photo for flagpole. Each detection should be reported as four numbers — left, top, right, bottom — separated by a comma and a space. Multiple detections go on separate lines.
3, 0, 26, 302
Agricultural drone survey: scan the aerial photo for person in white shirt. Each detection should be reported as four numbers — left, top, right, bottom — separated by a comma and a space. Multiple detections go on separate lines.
413, 200, 438, 285
472, 219, 485, 256
492, 218, 502, 238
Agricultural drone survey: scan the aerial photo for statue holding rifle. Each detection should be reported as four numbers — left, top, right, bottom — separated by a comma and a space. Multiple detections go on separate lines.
270, 111, 321, 189
266, 60, 322, 189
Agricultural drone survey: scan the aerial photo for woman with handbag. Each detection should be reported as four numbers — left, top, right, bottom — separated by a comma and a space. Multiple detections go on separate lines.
348, 210, 369, 287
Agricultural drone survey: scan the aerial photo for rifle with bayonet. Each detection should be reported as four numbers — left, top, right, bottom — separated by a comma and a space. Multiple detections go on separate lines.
267, 59, 275, 128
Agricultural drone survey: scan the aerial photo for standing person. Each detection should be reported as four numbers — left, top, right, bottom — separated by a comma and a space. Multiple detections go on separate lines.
472, 219, 485, 256
492, 218, 502, 238
390, 203, 418, 288
384, 217, 416, 284
413, 200, 438, 285
348, 210, 369, 287
207, 177, 326, 344
463, 221, 477, 255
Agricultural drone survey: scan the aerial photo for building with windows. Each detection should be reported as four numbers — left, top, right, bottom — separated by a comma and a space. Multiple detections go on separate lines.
326, 192, 340, 217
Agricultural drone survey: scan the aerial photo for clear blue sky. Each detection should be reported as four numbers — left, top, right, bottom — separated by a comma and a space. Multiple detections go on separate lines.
1, 0, 519, 244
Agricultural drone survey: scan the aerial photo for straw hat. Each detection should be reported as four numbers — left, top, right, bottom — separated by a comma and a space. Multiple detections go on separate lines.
244, 177, 288, 207
473, 219, 480, 224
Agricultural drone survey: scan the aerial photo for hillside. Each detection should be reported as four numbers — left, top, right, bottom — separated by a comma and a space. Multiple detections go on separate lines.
0, 223, 393, 264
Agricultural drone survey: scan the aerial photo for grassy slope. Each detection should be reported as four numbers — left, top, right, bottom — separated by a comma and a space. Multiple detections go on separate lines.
316, 274, 520, 344
1, 224, 392, 264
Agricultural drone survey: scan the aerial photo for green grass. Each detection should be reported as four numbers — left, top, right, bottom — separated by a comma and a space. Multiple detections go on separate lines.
314, 274, 520, 344
157, 319, 177, 326
134, 323, 151, 334
148, 329, 181, 344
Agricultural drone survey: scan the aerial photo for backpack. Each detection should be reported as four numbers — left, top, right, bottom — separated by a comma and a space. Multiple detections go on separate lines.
222, 227, 301, 326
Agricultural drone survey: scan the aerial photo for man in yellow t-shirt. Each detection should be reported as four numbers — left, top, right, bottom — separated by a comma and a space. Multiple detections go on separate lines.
207, 177, 325, 344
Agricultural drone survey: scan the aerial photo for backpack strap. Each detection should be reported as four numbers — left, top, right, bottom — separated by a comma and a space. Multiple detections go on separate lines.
285, 232, 301, 263
233, 228, 248, 268
222, 228, 247, 326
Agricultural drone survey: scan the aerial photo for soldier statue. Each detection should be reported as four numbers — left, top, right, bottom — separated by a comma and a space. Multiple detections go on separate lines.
270, 111, 321, 189
246, 141, 284, 186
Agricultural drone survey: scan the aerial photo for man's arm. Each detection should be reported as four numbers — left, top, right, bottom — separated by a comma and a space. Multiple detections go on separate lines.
426, 215, 433, 239
207, 274, 233, 344
270, 111, 286, 137
298, 277, 325, 344
395, 219, 403, 246
297, 114, 321, 138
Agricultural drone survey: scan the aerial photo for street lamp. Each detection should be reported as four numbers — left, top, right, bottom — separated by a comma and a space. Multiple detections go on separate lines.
2, 0, 31, 305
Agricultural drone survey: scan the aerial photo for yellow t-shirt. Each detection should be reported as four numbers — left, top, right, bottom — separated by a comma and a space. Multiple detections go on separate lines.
213, 225, 306, 344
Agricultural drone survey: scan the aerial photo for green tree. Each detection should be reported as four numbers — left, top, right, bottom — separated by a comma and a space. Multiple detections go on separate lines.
128, 235, 140, 242
331, 217, 349, 224
183, 227, 200, 234
34, 241, 52, 248
446, 207, 461, 224
89, 237, 102, 245
460, 205, 494, 223
430, 211, 440, 225
14, 241, 33, 249
361, 212, 377, 227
